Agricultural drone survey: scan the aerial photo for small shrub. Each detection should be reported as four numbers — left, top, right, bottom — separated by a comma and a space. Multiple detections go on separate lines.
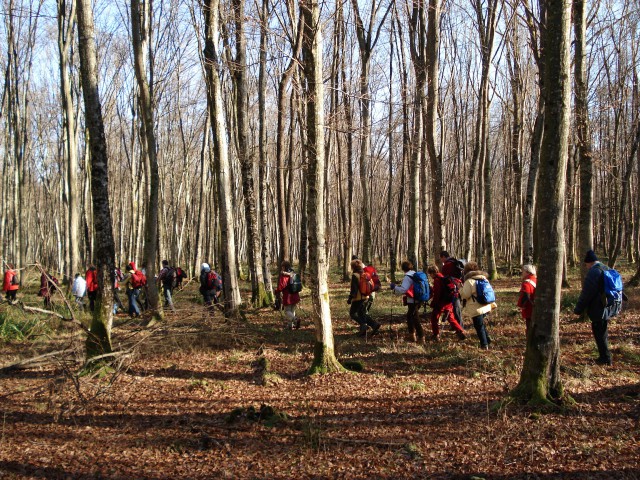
342, 359, 365, 372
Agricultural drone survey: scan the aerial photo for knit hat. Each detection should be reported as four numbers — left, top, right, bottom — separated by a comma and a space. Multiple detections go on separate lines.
584, 250, 598, 263
201, 263, 211, 273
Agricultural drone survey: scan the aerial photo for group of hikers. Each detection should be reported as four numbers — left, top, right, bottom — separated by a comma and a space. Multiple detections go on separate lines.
2, 247, 624, 365
344, 249, 624, 366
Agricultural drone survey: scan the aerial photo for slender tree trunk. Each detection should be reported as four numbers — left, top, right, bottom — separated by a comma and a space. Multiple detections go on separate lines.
574, 0, 594, 274
202, 0, 242, 314
300, 0, 343, 374
258, 0, 274, 304
513, 0, 571, 405
77, 0, 116, 358
425, 0, 445, 262
231, 0, 267, 306
131, 0, 162, 319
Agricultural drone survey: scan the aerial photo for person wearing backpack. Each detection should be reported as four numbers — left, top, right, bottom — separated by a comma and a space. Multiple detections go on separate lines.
390, 260, 426, 343
348, 259, 381, 337
574, 250, 622, 366
427, 265, 466, 342
460, 261, 497, 350
199, 263, 223, 314
157, 260, 176, 311
440, 251, 465, 329
351, 256, 382, 315
517, 264, 537, 337
120, 262, 143, 317
113, 267, 125, 314
39, 270, 59, 309
85, 265, 99, 312
3, 264, 20, 303
174, 267, 188, 289
275, 260, 301, 330
72, 273, 87, 311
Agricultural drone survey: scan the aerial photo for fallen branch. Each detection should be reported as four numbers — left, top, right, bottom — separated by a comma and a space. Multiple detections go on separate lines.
0, 349, 74, 373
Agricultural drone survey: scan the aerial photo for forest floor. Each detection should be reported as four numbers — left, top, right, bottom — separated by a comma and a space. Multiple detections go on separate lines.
0, 267, 639, 479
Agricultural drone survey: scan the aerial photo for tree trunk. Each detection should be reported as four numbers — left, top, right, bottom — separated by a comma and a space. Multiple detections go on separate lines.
300, 0, 343, 374
202, 0, 242, 314
77, 0, 116, 358
131, 0, 162, 320
231, 0, 267, 306
573, 0, 594, 275
513, 0, 571, 405
257, 0, 274, 305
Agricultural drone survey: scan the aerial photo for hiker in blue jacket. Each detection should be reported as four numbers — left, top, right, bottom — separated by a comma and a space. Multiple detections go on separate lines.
574, 250, 613, 366
390, 260, 425, 343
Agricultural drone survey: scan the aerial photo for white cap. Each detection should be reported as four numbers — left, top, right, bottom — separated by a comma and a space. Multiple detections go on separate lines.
201, 263, 210, 272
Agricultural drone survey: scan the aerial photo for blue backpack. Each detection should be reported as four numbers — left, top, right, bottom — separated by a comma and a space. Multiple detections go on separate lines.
602, 268, 623, 317
475, 278, 496, 304
410, 271, 430, 302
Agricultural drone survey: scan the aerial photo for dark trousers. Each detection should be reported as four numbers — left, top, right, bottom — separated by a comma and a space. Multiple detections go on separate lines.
88, 290, 97, 312
591, 319, 611, 362
452, 298, 464, 329
350, 300, 376, 332
472, 314, 491, 348
406, 302, 425, 339
5, 290, 17, 302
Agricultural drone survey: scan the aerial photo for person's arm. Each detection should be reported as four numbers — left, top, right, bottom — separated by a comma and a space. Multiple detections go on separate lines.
348, 274, 359, 302
392, 274, 412, 295
574, 267, 601, 314
460, 279, 473, 301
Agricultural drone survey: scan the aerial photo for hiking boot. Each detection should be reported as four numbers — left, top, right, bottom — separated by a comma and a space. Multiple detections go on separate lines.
456, 331, 467, 341
295, 318, 301, 330
481, 345, 489, 350
371, 323, 381, 336
595, 357, 612, 366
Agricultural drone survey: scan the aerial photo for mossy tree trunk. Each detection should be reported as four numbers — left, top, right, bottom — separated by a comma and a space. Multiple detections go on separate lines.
300, 0, 343, 375
513, 0, 571, 406
77, 0, 116, 358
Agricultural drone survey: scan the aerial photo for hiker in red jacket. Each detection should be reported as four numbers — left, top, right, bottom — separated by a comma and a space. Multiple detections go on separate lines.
427, 265, 466, 342
440, 251, 465, 329
3, 264, 19, 303
275, 260, 301, 330
85, 265, 99, 312
517, 264, 537, 338
39, 270, 59, 309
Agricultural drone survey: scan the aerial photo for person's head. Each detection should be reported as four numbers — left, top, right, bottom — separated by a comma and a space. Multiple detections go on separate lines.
400, 260, 413, 273
162, 260, 169, 267
201, 263, 211, 273
351, 254, 359, 261
75, 273, 81, 278
281, 260, 292, 271
439, 251, 450, 262
464, 261, 479, 274
584, 250, 598, 267
89, 265, 97, 271
351, 259, 364, 273
427, 265, 439, 277
128, 261, 136, 271
7, 263, 14, 270
522, 264, 536, 278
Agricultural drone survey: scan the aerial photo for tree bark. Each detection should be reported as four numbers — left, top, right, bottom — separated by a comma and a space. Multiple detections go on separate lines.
131, 0, 162, 320
77, 0, 116, 358
202, 0, 242, 315
513, 0, 571, 405
300, 0, 343, 374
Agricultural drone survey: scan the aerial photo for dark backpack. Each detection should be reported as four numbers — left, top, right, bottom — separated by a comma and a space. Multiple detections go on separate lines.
207, 271, 223, 291
599, 265, 623, 317
410, 271, 430, 302
475, 278, 496, 304
288, 273, 303, 294
442, 276, 461, 302
363, 265, 381, 292
163, 267, 176, 288
131, 270, 147, 288
450, 259, 465, 280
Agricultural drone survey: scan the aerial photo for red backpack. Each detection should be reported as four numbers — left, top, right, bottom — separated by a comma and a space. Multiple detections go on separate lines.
363, 265, 381, 292
131, 270, 147, 288
359, 272, 374, 296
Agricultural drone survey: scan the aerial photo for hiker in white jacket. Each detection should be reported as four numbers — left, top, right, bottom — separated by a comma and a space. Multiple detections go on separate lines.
71, 273, 87, 311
